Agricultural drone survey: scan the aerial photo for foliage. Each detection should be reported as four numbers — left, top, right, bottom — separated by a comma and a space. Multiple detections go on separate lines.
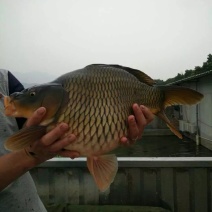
155, 54, 212, 85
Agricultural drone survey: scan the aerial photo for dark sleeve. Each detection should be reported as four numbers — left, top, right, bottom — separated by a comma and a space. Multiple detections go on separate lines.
8, 71, 24, 94
8, 71, 26, 129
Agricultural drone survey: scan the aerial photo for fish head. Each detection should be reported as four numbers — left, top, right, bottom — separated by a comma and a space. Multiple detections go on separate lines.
4, 83, 69, 122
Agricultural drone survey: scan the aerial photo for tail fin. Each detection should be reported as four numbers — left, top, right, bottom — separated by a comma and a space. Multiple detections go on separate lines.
158, 85, 203, 108
156, 86, 203, 139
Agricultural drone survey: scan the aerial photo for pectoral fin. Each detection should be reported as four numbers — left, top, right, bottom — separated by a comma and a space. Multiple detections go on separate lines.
5, 125, 47, 151
87, 154, 118, 192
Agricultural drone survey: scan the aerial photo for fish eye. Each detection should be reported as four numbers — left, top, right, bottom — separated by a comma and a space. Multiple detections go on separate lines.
29, 91, 36, 96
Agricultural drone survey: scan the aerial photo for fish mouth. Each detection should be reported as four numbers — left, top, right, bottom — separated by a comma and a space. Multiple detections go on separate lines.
3, 96, 17, 116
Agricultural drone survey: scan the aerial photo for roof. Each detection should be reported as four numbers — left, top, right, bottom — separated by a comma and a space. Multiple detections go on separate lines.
167, 70, 212, 85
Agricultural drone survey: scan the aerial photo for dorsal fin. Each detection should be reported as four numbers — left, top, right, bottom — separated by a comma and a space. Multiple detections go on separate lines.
89, 64, 156, 86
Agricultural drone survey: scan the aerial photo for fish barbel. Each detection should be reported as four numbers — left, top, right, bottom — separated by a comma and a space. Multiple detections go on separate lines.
3, 64, 203, 191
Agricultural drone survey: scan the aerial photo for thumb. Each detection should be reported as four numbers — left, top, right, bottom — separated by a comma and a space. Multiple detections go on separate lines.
25, 107, 46, 127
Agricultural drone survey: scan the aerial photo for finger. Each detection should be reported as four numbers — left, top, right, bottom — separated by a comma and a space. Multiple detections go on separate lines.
49, 134, 76, 153
128, 115, 139, 140
132, 103, 146, 127
25, 107, 46, 127
41, 123, 69, 146
120, 136, 129, 144
59, 150, 80, 159
140, 105, 154, 124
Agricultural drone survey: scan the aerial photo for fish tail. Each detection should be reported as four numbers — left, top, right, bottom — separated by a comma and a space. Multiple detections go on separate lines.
158, 85, 203, 107
156, 86, 203, 139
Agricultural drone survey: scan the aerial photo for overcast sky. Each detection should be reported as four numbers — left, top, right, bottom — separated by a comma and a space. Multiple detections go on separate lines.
0, 0, 212, 83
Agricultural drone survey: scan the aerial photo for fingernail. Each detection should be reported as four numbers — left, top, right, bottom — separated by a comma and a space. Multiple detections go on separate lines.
37, 107, 46, 115
60, 123, 69, 131
128, 115, 135, 122
121, 137, 128, 144
133, 103, 139, 109
68, 134, 75, 141
140, 105, 145, 110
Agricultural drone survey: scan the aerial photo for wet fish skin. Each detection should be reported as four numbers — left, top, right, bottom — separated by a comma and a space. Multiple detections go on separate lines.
54, 65, 163, 156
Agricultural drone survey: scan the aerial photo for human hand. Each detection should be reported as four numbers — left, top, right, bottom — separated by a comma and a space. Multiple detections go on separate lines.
24, 107, 79, 162
120, 104, 154, 145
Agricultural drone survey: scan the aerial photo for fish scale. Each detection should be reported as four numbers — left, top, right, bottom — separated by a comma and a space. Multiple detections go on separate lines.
55, 66, 153, 156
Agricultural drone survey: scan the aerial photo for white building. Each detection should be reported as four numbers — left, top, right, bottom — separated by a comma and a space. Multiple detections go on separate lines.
169, 70, 212, 150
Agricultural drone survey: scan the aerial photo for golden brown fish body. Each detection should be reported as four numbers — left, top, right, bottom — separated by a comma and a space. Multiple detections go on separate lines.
3, 64, 203, 191
55, 65, 163, 156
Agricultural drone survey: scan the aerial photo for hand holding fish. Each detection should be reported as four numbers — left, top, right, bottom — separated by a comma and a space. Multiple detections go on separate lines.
120, 104, 154, 145
24, 107, 79, 161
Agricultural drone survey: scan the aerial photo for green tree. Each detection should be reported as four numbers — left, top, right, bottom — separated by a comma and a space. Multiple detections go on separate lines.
155, 79, 165, 85
194, 66, 202, 74
184, 69, 193, 78
163, 53, 211, 84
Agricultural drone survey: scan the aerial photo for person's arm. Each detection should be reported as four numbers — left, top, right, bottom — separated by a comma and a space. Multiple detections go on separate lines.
0, 107, 76, 191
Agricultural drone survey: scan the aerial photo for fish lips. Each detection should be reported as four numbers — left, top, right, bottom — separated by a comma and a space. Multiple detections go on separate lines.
4, 96, 17, 116
4, 92, 31, 117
